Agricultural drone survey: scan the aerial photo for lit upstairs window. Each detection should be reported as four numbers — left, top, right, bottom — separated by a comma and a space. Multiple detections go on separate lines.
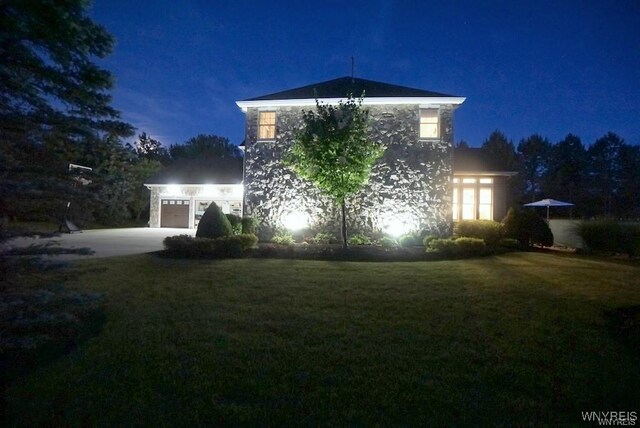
258, 111, 276, 140
419, 109, 439, 139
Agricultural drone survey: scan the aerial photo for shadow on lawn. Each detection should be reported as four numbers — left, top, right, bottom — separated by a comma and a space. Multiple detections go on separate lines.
604, 305, 640, 354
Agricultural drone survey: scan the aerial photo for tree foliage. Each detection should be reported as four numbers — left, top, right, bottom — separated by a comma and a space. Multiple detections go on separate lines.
518, 134, 551, 203
0, 0, 134, 142
285, 96, 384, 248
127, 133, 170, 164
169, 134, 242, 160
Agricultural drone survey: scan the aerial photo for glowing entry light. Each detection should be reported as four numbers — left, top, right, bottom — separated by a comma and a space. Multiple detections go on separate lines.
282, 211, 309, 231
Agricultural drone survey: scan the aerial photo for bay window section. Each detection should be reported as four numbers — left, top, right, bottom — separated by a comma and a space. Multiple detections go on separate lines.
452, 177, 494, 221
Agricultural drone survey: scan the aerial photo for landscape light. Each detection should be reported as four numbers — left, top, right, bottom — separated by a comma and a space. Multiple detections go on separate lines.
282, 211, 309, 231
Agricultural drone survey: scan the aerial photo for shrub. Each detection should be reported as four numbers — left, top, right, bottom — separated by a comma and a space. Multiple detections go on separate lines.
196, 202, 232, 238
398, 233, 420, 247
576, 221, 640, 257
348, 234, 371, 245
241, 216, 257, 235
427, 238, 458, 255
225, 214, 242, 235
501, 208, 553, 248
454, 220, 504, 246
498, 238, 521, 250
380, 237, 397, 247
272, 230, 295, 245
163, 233, 259, 258
454, 237, 486, 256
311, 232, 334, 245
422, 235, 437, 248
427, 237, 486, 257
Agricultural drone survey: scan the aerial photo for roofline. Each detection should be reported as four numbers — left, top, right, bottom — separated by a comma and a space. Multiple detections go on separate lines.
453, 171, 518, 177
235, 96, 466, 112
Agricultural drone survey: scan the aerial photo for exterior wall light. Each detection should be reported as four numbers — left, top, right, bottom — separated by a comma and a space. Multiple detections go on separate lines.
166, 184, 180, 196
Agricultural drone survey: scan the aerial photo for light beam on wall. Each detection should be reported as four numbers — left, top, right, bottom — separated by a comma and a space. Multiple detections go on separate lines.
282, 211, 309, 231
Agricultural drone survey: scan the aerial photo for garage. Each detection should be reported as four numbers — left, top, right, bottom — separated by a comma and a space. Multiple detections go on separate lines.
160, 199, 189, 228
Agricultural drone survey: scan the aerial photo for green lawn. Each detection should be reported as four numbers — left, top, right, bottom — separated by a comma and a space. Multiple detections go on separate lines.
5, 253, 640, 425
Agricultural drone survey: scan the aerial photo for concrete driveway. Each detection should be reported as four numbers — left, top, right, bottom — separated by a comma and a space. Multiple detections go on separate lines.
5, 228, 195, 260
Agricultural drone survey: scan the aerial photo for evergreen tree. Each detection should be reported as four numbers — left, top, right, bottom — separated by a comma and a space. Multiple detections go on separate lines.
518, 134, 551, 203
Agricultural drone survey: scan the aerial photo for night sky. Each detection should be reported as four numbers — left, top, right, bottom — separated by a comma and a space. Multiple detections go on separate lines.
91, 0, 640, 148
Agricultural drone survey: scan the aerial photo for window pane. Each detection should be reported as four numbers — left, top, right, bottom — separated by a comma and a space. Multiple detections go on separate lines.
479, 188, 492, 204
420, 109, 439, 138
462, 205, 475, 220
453, 178, 459, 183
479, 178, 493, 184
478, 205, 492, 220
463, 188, 475, 204
258, 111, 276, 139
462, 178, 476, 184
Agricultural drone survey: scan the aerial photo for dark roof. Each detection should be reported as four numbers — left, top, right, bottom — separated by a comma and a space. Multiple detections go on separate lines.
453, 147, 516, 174
243, 76, 456, 101
145, 158, 243, 185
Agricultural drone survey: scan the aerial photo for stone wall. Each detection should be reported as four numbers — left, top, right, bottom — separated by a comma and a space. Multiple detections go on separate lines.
243, 104, 455, 240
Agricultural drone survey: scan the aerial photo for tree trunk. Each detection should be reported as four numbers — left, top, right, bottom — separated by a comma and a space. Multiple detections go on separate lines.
341, 200, 348, 249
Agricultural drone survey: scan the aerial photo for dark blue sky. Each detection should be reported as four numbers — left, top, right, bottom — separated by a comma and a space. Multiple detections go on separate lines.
91, 0, 640, 148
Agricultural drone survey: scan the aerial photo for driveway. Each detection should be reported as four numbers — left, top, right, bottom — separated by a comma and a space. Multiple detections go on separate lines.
5, 228, 195, 260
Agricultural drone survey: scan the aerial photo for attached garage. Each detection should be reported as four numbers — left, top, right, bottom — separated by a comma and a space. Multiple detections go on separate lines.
160, 199, 190, 228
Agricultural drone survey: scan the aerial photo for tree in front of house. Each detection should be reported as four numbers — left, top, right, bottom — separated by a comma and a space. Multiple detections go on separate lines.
285, 96, 385, 249
169, 134, 242, 160
542, 134, 588, 216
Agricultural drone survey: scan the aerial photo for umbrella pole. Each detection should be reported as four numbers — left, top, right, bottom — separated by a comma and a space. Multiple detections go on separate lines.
546, 205, 550, 220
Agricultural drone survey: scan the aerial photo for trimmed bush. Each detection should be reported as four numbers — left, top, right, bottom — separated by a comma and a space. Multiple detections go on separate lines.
196, 202, 232, 238
427, 237, 486, 258
498, 238, 521, 250
163, 233, 259, 258
576, 221, 640, 257
501, 208, 553, 248
272, 230, 295, 245
454, 220, 504, 246
348, 234, 371, 246
422, 235, 437, 248
241, 216, 257, 235
225, 214, 242, 235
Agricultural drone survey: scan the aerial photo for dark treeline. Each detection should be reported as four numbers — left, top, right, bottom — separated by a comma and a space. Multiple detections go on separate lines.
0, 132, 242, 227
465, 130, 640, 219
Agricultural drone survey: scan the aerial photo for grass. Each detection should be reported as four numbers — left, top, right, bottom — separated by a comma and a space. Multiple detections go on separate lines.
4, 252, 640, 425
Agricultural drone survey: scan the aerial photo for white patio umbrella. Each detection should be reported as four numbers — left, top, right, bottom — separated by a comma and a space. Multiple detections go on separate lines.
523, 198, 575, 220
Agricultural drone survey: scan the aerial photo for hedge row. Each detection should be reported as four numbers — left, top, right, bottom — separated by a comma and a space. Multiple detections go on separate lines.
163, 234, 258, 258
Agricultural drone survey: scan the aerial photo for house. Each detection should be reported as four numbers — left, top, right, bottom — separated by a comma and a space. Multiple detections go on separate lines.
147, 76, 515, 234
237, 76, 513, 239
145, 158, 243, 228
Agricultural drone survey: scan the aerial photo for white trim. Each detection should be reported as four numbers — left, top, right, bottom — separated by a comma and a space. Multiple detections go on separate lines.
236, 96, 466, 112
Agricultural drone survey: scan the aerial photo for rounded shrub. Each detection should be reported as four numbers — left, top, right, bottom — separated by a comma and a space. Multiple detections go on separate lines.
398, 233, 420, 247
501, 207, 553, 248
196, 202, 232, 238
380, 237, 397, 247
422, 235, 437, 248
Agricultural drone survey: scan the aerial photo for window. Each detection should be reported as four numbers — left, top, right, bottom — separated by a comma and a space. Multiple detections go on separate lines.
258, 111, 276, 140
420, 109, 439, 139
452, 176, 494, 221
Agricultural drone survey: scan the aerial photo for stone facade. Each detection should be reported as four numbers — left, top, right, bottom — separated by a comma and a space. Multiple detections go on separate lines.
243, 104, 456, 240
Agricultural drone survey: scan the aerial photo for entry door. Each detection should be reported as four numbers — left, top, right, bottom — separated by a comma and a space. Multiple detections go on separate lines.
160, 199, 189, 228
